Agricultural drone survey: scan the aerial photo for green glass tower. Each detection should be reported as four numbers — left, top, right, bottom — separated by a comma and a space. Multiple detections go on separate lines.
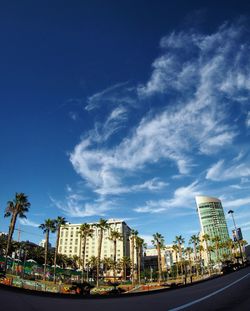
195, 196, 230, 263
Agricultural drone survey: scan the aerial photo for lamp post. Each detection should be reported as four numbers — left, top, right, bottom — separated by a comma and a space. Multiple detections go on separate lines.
228, 210, 243, 263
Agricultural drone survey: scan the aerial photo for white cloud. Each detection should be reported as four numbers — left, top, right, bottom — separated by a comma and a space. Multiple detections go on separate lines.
50, 195, 113, 218
206, 160, 250, 181
19, 219, 40, 228
95, 178, 168, 196
223, 197, 250, 209
246, 112, 250, 128
85, 82, 136, 111
134, 181, 200, 214
70, 23, 250, 196
93, 106, 128, 142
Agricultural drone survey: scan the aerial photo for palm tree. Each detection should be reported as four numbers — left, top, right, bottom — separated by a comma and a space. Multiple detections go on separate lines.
172, 244, 179, 278
39, 219, 56, 281
119, 256, 131, 281
225, 238, 234, 260
71, 255, 81, 270
102, 257, 112, 277
152, 233, 164, 284
212, 236, 221, 264
174, 235, 185, 276
109, 229, 123, 281
78, 223, 94, 282
93, 218, 110, 287
130, 229, 138, 286
135, 237, 144, 284
198, 244, 204, 275
3, 193, 31, 272
185, 247, 193, 275
189, 235, 200, 275
87, 256, 98, 282
53, 216, 67, 283
57, 253, 68, 269
202, 234, 211, 274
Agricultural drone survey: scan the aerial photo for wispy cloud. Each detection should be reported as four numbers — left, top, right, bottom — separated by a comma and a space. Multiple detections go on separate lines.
85, 82, 136, 111
246, 112, 250, 128
70, 21, 250, 198
206, 160, 250, 181
50, 194, 114, 218
223, 197, 250, 209
134, 181, 200, 214
19, 219, 40, 228
95, 178, 168, 196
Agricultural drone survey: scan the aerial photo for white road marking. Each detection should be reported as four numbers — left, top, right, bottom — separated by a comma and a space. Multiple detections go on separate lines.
169, 272, 250, 311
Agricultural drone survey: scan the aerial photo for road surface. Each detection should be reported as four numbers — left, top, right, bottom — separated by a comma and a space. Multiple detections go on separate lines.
1, 267, 250, 311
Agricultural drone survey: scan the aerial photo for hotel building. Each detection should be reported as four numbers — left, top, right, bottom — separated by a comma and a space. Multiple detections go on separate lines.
58, 219, 131, 267
195, 196, 230, 263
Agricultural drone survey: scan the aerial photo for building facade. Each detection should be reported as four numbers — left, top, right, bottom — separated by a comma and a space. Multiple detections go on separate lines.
196, 196, 230, 264
145, 245, 174, 271
58, 219, 131, 267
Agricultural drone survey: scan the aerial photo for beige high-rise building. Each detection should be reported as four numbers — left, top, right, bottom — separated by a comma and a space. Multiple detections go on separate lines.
58, 219, 131, 267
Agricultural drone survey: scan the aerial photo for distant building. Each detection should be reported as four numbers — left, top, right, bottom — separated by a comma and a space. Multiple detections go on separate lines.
39, 239, 51, 249
145, 245, 174, 271
196, 196, 230, 264
58, 219, 133, 269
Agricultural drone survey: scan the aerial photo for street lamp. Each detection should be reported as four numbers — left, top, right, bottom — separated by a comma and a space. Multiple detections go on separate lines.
228, 210, 243, 263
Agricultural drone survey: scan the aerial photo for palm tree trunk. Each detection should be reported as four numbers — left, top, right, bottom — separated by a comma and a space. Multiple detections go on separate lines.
175, 253, 179, 278
113, 240, 117, 281
138, 248, 141, 284
205, 241, 211, 275
96, 230, 103, 287
123, 262, 126, 281
44, 230, 49, 281
82, 237, 87, 282
4, 214, 17, 272
131, 237, 135, 286
179, 243, 183, 276
157, 244, 162, 283
216, 246, 219, 263
53, 228, 60, 283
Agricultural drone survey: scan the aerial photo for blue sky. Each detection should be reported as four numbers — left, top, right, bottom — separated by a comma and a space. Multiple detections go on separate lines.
1, 0, 250, 247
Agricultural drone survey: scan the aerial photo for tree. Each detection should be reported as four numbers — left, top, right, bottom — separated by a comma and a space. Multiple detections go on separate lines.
212, 236, 221, 264
102, 257, 112, 277
109, 229, 123, 281
173, 235, 185, 276
130, 229, 138, 285
189, 235, 200, 275
172, 244, 179, 278
39, 219, 56, 281
93, 218, 110, 287
3, 193, 31, 272
71, 255, 80, 270
198, 244, 204, 274
53, 216, 67, 283
202, 234, 211, 274
185, 247, 193, 275
87, 256, 98, 282
57, 253, 69, 269
78, 223, 94, 282
225, 238, 234, 260
152, 233, 164, 283
135, 237, 144, 284
119, 256, 131, 281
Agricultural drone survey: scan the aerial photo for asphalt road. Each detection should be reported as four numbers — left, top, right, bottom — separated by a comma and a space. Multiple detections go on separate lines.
1, 267, 250, 311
